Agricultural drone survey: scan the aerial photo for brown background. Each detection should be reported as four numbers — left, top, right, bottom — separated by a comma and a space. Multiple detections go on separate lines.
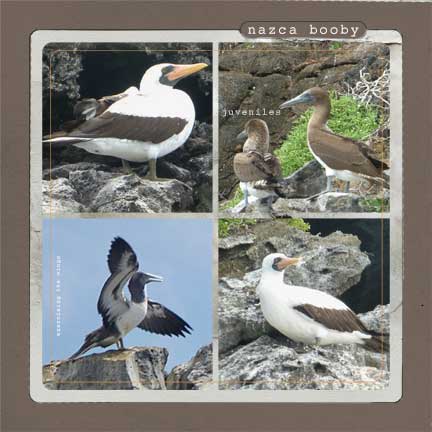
1, 1, 431, 431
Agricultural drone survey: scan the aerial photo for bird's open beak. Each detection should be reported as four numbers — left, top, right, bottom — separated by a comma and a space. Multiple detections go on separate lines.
146, 273, 164, 283
236, 130, 248, 140
279, 92, 314, 109
276, 257, 302, 270
167, 63, 208, 81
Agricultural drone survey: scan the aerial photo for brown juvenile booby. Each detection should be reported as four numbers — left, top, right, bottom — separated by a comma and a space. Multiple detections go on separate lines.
70, 237, 192, 359
47, 87, 139, 139
280, 87, 389, 195
233, 119, 282, 212
257, 253, 388, 352
44, 63, 208, 180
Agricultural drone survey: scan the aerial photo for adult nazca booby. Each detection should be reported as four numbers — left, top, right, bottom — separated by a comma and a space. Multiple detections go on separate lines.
280, 87, 389, 195
44, 63, 208, 180
70, 237, 192, 359
257, 253, 388, 352
233, 119, 282, 212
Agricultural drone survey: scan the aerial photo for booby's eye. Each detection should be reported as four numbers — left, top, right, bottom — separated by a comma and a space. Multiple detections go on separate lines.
272, 257, 283, 271
159, 65, 176, 86
161, 65, 175, 75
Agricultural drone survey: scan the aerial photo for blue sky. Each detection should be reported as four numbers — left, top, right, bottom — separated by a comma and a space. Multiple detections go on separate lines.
42, 217, 213, 371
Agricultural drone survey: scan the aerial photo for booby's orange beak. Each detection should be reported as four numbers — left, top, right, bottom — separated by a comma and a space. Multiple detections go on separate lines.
276, 257, 302, 270
167, 63, 208, 81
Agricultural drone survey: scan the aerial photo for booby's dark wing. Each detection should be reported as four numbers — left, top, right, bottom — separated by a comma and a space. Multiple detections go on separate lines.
64, 95, 189, 144
97, 237, 139, 329
294, 303, 389, 352
309, 129, 389, 178
234, 151, 281, 182
138, 301, 192, 337
294, 304, 368, 334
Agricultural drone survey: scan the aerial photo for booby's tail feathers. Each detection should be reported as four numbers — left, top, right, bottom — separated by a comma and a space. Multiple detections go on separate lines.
69, 326, 111, 360
43, 136, 90, 146
69, 340, 97, 360
363, 333, 389, 353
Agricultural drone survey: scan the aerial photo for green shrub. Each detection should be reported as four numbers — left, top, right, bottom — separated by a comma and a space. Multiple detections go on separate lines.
275, 93, 382, 177
285, 218, 310, 232
359, 197, 390, 212
329, 42, 344, 50
219, 218, 257, 238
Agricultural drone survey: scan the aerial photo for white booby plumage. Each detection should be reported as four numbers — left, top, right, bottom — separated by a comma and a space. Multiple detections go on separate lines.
257, 253, 388, 352
44, 63, 208, 180
70, 237, 192, 359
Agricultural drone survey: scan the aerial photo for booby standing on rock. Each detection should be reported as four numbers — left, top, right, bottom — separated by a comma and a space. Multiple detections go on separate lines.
257, 253, 388, 352
70, 237, 192, 359
44, 63, 208, 180
280, 87, 389, 196
233, 119, 282, 212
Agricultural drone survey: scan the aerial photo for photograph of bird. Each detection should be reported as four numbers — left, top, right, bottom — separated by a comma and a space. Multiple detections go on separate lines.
233, 119, 282, 212
257, 253, 388, 352
280, 87, 389, 197
44, 62, 208, 180
70, 237, 192, 359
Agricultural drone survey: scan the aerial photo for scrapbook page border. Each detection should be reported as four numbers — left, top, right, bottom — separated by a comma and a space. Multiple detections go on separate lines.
30, 29, 402, 403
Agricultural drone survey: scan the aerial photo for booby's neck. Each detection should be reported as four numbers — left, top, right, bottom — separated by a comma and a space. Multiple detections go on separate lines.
139, 82, 175, 96
308, 96, 331, 130
243, 131, 270, 153
130, 285, 148, 304
258, 270, 285, 295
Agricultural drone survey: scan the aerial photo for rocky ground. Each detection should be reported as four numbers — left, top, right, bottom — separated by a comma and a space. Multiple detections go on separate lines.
220, 160, 390, 217
42, 43, 212, 213
218, 42, 390, 210
43, 122, 212, 213
218, 221, 390, 390
43, 344, 212, 390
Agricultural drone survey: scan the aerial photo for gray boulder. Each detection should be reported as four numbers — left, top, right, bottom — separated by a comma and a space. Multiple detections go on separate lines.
43, 347, 168, 390
219, 273, 271, 353
91, 175, 193, 213
166, 345, 213, 390
277, 160, 327, 198
273, 192, 364, 214
219, 333, 389, 390
359, 304, 390, 334
219, 221, 370, 286
42, 178, 84, 213
42, 169, 194, 214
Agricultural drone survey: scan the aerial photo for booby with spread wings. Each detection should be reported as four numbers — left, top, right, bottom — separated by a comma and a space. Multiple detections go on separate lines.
70, 237, 192, 359
280, 87, 389, 195
257, 253, 388, 352
44, 62, 208, 180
